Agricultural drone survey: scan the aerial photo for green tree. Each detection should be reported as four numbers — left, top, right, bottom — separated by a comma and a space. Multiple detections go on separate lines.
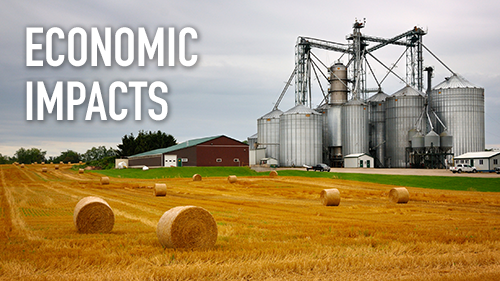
51, 150, 81, 163
117, 133, 136, 157
82, 146, 117, 162
0, 153, 13, 164
14, 148, 46, 164
117, 130, 176, 156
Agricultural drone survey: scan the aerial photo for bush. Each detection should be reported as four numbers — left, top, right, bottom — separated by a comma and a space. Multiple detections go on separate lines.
74, 155, 117, 170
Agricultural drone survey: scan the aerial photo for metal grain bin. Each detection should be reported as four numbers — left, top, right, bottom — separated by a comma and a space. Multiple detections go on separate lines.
247, 133, 258, 150
411, 133, 425, 149
425, 130, 441, 148
257, 109, 283, 161
430, 74, 484, 156
319, 104, 342, 148
279, 104, 322, 167
329, 63, 348, 105
368, 91, 389, 167
440, 131, 453, 151
317, 104, 343, 165
341, 99, 369, 156
385, 86, 425, 168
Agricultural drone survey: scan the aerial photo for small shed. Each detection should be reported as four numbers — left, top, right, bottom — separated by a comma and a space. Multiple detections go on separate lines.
344, 153, 374, 168
453, 151, 500, 172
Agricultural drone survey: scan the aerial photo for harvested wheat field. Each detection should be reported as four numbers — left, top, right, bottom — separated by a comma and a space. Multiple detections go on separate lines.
1, 164, 500, 280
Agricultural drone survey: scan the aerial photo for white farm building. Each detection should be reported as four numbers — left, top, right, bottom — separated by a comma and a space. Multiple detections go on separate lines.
453, 151, 500, 172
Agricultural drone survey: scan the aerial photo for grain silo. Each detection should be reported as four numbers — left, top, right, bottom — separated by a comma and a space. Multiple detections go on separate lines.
321, 104, 343, 166
320, 62, 348, 166
329, 62, 348, 105
341, 99, 369, 156
255, 22, 486, 170
430, 74, 484, 156
247, 133, 258, 150
257, 109, 283, 161
385, 86, 425, 168
368, 90, 389, 167
279, 104, 322, 166
424, 130, 441, 148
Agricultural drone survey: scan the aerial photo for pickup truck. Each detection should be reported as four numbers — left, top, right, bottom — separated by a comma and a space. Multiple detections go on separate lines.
306, 163, 331, 172
449, 164, 477, 174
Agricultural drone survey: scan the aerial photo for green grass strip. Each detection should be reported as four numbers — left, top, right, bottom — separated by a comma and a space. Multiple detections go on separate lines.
90, 167, 500, 192
278, 170, 500, 192
91, 166, 261, 179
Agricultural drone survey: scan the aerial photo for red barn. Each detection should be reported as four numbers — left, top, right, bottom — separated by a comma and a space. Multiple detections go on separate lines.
127, 135, 249, 168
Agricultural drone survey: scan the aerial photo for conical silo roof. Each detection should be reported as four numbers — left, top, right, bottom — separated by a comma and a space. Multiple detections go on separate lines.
425, 130, 439, 137
259, 109, 283, 119
283, 104, 321, 115
368, 91, 389, 102
391, 85, 424, 97
433, 74, 480, 89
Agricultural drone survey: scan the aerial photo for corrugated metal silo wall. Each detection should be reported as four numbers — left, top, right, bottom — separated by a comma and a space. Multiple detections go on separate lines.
431, 88, 485, 156
279, 113, 323, 166
341, 102, 369, 156
257, 116, 281, 161
369, 101, 386, 166
326, 105, 342, 148
385, 96, 424, 167
247, 137, 257, 151
319, 105, 342, 164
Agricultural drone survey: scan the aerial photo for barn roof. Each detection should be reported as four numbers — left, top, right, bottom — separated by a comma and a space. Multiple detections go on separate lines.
128, 135, 223, 158
454, 151, 500, 159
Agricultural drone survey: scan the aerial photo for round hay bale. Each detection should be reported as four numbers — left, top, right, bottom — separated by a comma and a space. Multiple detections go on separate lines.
60, 161, 64, 164
100, 177, 110, 185
228, 175, 237, 183
73, 196, 114, 233
154, 183, 167, 196
269, 170, 278, 177
68, 162, 71, 165
320, 189, 341, 206
78, 168, 84, 174
389, 187, 410, 203
41, 162, 45, 165
20, 164, 25, 168
156, 206, 218, 249
55, 165, 59, 170
192, 174, 202, 181
42, 167, 48, 173
50, 162, 53, 164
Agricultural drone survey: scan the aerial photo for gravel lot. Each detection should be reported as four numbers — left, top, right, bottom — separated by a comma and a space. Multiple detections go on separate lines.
327, 168, 499, 178
267, 166, 500, 178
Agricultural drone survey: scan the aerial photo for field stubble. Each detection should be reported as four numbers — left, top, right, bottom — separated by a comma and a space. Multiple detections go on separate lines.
1, 164, 500, 280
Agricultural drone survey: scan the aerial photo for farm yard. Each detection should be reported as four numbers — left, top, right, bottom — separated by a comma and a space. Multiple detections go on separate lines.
1, 164, 500, 280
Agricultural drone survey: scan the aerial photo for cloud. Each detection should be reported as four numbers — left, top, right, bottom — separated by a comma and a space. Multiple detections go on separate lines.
1, 0, 499, 156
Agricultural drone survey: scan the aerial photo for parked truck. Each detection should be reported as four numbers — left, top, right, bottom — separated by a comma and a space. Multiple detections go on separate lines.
449, 164, 477, 174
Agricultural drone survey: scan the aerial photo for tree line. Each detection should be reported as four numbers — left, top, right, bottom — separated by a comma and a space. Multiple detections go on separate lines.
0, 130, 177, 167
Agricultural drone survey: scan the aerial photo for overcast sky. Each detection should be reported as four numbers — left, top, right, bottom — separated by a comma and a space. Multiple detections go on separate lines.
1, 0, 499, 157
